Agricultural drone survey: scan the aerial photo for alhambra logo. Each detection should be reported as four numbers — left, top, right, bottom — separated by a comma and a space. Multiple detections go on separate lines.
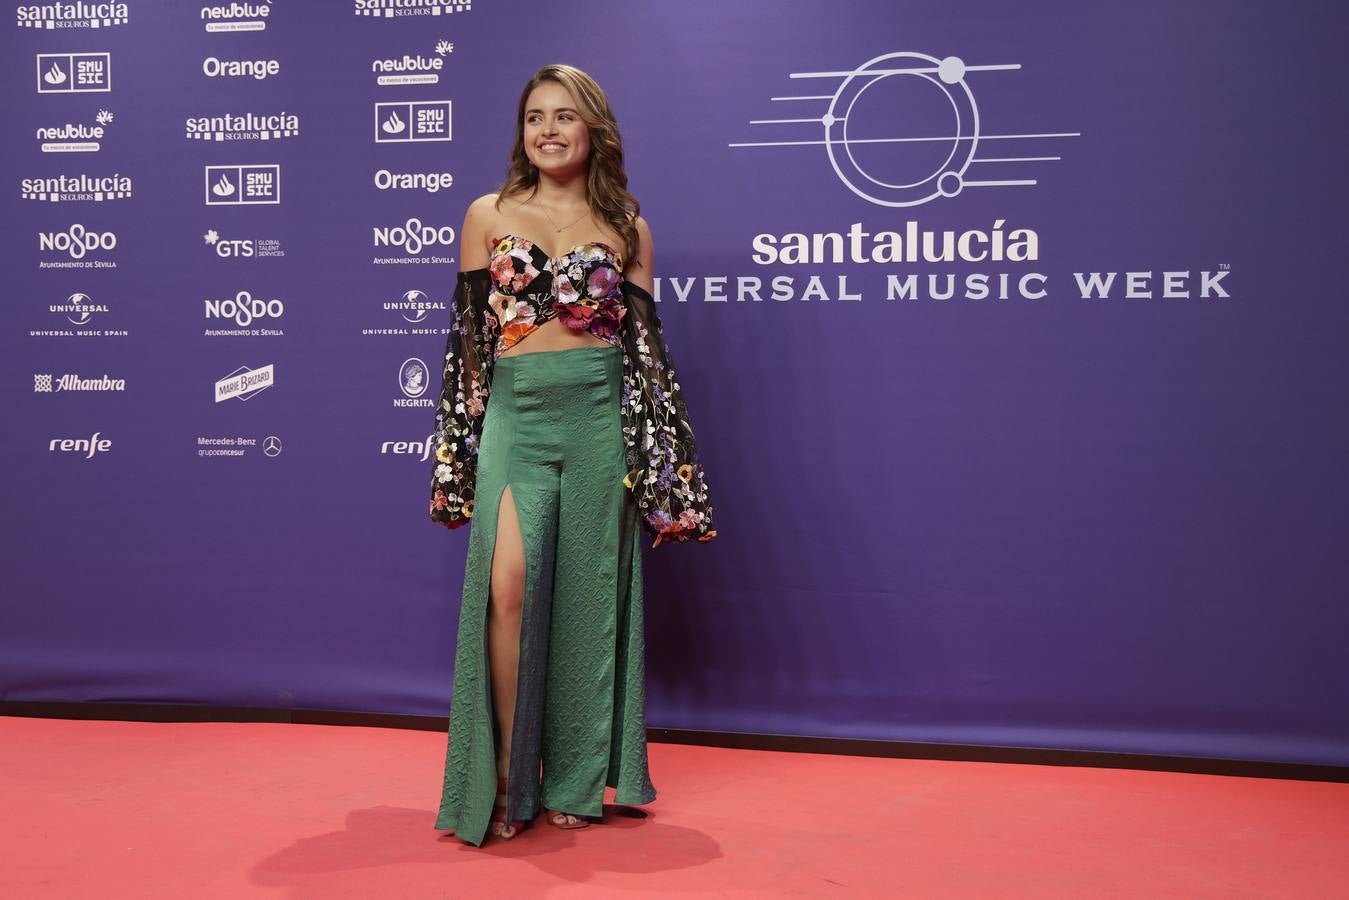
731, 50, 1079, 208
34, 372, 126, 392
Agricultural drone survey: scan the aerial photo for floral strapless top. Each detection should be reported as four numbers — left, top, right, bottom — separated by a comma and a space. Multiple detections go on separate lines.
487, 233, 627, 356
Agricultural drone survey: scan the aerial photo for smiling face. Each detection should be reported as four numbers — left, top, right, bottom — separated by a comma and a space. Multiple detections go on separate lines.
522, 80, 591, 177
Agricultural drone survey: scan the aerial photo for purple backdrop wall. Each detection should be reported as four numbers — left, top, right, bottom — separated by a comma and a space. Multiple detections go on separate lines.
3, 0, 1346, 766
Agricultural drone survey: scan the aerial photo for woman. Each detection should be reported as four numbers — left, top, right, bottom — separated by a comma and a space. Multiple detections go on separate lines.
429, 64, 717, 847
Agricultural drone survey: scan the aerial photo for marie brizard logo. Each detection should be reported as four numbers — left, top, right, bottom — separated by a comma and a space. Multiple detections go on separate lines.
731, 51, 1080, 208
215, 363, 274, 402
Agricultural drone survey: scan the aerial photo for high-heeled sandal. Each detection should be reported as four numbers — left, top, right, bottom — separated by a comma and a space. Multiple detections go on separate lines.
543, 807, 590, 830
489, 775, 525, 841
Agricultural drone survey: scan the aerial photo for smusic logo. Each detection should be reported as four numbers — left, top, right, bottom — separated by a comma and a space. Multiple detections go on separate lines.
375, 100, 451, 143
205, 164, 280, 205
36, 51, 110, 93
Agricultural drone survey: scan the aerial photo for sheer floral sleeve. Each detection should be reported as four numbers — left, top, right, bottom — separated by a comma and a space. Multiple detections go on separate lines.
429, 268, 498, 528
617, 281, 718, 547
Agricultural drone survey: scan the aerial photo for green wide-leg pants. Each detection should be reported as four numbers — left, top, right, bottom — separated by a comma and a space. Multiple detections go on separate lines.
434, 344, 657, 847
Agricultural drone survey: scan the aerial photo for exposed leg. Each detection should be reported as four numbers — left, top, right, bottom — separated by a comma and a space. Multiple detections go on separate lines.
486, 483, 524, 839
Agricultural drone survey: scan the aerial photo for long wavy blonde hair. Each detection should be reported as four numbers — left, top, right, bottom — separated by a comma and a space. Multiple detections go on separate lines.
496, 64, 641, 268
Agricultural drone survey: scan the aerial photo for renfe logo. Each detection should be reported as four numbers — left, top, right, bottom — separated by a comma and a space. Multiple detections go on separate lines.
49, 431, 111, 458
380, 434, 436, 461
731, 50, 1079, 207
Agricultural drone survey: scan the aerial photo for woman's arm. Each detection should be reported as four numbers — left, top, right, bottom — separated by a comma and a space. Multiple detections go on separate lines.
459, 193, 497, 271
624, 214, 655, 295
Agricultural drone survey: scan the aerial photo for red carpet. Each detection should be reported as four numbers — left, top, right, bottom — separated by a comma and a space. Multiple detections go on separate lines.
1, 716, 1345, 898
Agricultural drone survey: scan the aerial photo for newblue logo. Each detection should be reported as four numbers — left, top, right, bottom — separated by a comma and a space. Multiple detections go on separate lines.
37, 109, 112, 153
373, 40, 452, 86
200, 1, 270, 32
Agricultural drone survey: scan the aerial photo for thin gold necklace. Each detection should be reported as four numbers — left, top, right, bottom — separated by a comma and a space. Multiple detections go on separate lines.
529, 195, 589, 233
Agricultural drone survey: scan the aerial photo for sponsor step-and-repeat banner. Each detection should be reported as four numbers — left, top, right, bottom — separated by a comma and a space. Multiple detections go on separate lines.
3, 1, 1346, 765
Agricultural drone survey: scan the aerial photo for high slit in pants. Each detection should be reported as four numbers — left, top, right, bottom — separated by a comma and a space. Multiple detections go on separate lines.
434, 343, 657, 847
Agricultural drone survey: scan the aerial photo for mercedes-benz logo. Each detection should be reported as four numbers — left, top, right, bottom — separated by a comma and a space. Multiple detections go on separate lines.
263, 435, 282, 457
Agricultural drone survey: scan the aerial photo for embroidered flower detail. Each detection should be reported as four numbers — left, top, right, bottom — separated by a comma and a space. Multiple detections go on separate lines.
554, 274, 579, 305
488, 291, 516, 324
587, 265, 619, 299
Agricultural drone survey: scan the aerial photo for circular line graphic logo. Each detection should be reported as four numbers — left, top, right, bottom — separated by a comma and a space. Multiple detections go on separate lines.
731, 50, 1080, 207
